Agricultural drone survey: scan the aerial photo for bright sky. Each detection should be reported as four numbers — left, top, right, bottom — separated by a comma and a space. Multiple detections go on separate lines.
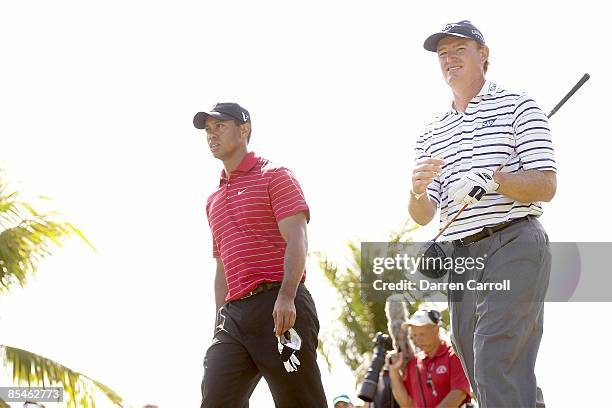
1, 1, 611, 407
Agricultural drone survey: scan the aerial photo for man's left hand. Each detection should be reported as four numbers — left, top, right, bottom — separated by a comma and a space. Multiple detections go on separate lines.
273, 293, 297, 336
449, 168, 499, 206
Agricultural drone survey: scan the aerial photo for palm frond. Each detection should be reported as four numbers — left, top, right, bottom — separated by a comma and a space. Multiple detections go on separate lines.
0, 176, 96, 293
0, 397, 9, 408
1, 345, 123, 407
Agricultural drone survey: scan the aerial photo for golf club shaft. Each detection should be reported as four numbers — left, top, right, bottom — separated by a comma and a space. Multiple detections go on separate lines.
433, 202, 468, 241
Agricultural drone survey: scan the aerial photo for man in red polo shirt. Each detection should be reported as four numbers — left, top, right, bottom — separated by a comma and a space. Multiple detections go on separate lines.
388, 309, 471, 408
193, 102, 327, 408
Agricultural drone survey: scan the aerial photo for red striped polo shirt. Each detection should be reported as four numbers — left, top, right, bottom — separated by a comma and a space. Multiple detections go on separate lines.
206, 152, 310, 301
403, 340, 471, 407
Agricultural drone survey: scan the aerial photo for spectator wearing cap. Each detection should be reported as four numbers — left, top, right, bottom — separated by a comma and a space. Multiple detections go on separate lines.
333, 394, 355, 408
195, 103, 327, 407
409, 20, 554, 407
388, 309, 470, 408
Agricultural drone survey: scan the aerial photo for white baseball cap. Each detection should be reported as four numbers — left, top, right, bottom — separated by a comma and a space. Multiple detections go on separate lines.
402, 309, 441, 328
332, 394, 352, 405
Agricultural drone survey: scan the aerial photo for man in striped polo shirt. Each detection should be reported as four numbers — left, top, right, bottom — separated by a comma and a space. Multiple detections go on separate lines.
194, 103, 326, 407
409, 21, 555, 407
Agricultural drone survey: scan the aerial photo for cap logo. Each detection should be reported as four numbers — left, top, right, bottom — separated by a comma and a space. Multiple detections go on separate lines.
471, 29, 484, 41
241, 112, 249, 122
441, 23, 457, 32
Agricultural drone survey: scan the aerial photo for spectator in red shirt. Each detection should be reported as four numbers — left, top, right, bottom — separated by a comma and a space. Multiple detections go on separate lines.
194, 103, 327, 407
388, 309, 471, 408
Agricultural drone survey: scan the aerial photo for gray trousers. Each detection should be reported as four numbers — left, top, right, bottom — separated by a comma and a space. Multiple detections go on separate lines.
448, 216, 551, 408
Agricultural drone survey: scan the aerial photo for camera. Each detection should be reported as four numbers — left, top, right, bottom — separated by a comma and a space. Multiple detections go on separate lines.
358, 332, 394, 402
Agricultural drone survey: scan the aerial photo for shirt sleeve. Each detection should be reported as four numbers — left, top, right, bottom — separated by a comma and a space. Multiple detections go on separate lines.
449, 351, 471, 396
512, 94, 557, 172
268, 167, 310, 223
415, 125, 442, 206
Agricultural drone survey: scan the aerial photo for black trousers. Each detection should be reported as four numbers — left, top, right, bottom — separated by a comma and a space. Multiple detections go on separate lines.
201, 283, 327, 408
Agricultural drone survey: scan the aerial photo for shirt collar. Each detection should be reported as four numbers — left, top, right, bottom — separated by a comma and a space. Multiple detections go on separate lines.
220, 151, 260, 183
449, 79, 502, 113
419, 339, 449, 361
476, 80, 502, 97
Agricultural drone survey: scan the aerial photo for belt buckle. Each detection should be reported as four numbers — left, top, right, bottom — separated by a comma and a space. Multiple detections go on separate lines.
241, 287, 258, 300
457, 236, 473, 247
241, 283, 270, 300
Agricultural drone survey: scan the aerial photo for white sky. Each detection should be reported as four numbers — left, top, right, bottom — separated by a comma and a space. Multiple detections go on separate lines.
1, 1, 611, 407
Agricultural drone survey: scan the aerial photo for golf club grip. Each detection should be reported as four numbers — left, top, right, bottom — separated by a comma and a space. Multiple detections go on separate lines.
548, 73, 590, 118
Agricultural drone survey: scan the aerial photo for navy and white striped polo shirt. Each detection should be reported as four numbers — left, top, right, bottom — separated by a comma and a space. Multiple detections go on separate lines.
415, 80, 557, 241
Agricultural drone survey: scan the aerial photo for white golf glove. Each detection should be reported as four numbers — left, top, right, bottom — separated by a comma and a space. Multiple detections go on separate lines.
277, 328, 302, 373
449, 168, 499, 206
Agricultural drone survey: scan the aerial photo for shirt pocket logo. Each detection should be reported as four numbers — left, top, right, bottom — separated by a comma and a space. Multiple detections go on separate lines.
435, 365, 448, 374
480, 118, 497, 128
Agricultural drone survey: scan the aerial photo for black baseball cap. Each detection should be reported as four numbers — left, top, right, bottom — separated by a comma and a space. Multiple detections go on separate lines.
193, 102, 251, 129
423, 20, 485, 52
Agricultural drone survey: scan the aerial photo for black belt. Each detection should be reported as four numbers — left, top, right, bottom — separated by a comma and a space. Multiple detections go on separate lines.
239, 282, 282, 300
454, 216, 531, 246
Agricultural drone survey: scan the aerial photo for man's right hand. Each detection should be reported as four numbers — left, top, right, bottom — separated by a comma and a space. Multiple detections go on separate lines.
412, 158, 445, 195
388, 350, 414, 407
388, 350, 404, 372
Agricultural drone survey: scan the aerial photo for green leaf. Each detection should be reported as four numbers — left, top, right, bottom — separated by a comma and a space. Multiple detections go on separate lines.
1, 345, 123, 407
0, 173, 96, 294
